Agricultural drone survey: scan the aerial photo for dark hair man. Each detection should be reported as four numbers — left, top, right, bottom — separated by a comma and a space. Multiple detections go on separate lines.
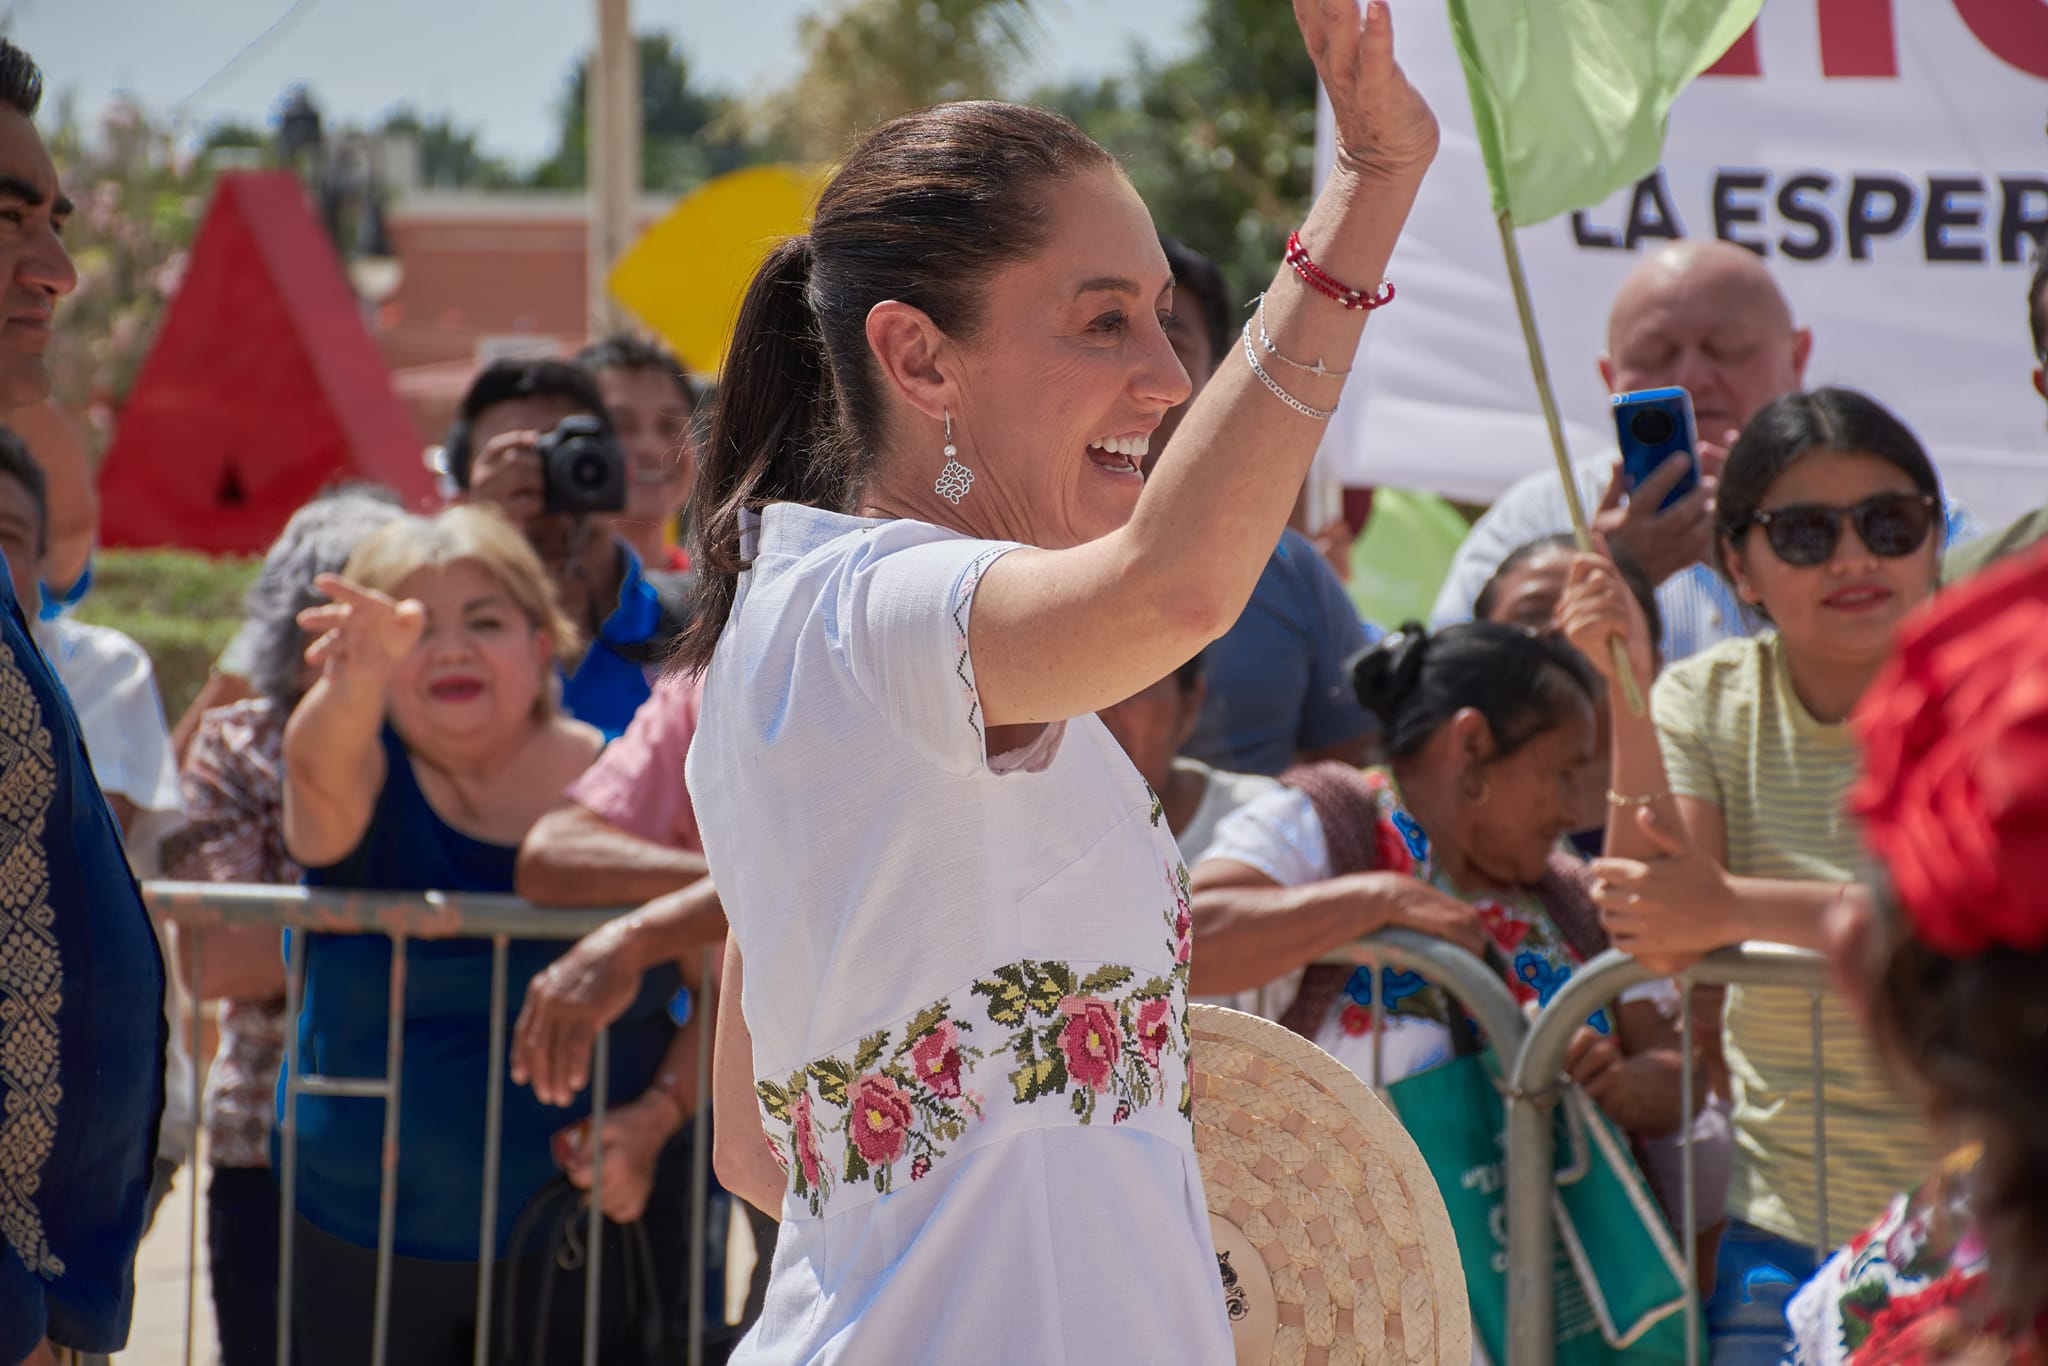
446, 356, 683, 739
0, 39, 168, 1366
573, 334, 698, 573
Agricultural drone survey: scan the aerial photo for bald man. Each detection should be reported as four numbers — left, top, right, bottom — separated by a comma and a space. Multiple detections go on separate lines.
1432, 241, 1810, 662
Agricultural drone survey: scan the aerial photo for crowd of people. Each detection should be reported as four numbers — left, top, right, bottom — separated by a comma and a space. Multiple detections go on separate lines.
6, 5, 2048, 1363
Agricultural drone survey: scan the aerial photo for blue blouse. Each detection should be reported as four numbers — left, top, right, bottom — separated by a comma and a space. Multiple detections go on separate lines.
281, 727, 675, 1261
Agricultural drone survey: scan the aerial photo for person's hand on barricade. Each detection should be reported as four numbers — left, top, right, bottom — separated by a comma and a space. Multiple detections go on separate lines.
1558, 550, 1656, 697
465, 429, 546, 527
1590, 451, 1719, 589
1590, 807, 1732, 975
514, 915, 647, 1108
551, 1091, 681, 1224
298, 574, 424, 685
1360, 872, 1490, 959
1562, 1025, 1628, 1117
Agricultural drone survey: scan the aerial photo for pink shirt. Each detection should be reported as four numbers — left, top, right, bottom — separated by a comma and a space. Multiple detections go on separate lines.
566, 670, 705, 852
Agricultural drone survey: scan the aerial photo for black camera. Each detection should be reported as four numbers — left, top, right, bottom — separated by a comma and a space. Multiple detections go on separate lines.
535, 414, 627, 515
1627, 407, 1676, 446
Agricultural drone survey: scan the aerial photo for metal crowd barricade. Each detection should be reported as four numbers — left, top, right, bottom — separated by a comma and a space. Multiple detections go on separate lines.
145, 882, 722, 1366
1504, 943, 1831, 1366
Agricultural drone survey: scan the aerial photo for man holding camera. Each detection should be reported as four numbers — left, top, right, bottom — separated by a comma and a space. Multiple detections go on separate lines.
447, 357, 681, 739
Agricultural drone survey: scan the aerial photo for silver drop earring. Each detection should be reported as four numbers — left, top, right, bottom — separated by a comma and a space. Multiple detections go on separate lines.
934, 407, 974, 505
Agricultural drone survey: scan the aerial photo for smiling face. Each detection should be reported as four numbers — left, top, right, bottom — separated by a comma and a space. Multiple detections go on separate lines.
0, 108, 75, 406
384, 558, 554, 750
595, 364, 696, 525
937, 166, 1192, 548
1724, 447, 1941, 670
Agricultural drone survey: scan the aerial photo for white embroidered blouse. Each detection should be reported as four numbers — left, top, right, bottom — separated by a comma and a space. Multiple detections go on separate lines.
687, 504, 1232, 1365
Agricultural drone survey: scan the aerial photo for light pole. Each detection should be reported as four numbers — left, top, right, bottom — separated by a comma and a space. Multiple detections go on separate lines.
587, 0, 641, 338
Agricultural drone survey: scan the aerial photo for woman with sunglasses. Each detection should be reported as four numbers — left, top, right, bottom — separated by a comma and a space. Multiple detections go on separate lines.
1558, 386, 1945, 1365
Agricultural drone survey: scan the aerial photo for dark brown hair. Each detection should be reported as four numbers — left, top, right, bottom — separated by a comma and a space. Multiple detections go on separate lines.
676, 101, 1117, 670
1857, 897, 2048, 1324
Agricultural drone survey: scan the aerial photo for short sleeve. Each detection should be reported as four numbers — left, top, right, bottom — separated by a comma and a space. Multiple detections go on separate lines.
832, 534, 1035, 778
567, 671, 704, 851
1196, 787, 1333, 887
1291, 534, 1378, 754
1650, 661, 1723, 811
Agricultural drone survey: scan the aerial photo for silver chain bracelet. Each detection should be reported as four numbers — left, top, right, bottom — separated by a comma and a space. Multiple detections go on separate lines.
1241, 321, 1338, 421
1254, 293, 1353, 379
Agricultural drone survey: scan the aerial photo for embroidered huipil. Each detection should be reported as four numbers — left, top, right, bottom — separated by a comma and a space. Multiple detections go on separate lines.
687, 506, 1231, 1365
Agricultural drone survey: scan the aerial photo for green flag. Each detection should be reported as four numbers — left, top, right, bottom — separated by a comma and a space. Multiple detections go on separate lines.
1449, 0, 1763, 226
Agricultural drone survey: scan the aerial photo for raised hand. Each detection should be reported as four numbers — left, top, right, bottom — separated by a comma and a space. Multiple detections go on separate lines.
1294, 0, 1439, 183
1557, 551, 1656, 696
297, 573, 425, 682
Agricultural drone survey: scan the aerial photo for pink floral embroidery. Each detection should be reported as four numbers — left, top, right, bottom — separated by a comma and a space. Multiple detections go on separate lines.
1134, 997, 1173, 1069
849, 1073, 915, 1165
1340, 1003, 1374, 1036
792, 1089, 823, 1192
1061, 997, 1123, 1091
909, 1018, 964, 1098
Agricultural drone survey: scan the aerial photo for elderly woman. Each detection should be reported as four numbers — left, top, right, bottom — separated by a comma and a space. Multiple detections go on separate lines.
1562, 387, 1948, 1362
280, 506, 693, 1364
686, 5, 1436, 1359
1190, 625, 1690, 1121
162, 489, 401, 1366
1784, 545, 2048, 1364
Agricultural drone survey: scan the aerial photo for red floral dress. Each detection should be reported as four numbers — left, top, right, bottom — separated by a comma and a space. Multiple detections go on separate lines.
1788, 1152, 2046, 1365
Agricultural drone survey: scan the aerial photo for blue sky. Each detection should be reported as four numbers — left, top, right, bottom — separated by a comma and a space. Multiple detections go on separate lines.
12, 0, 1201, 161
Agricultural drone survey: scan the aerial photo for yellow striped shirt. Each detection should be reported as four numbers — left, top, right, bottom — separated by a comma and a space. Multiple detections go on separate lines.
1653, 633, 1930, 1248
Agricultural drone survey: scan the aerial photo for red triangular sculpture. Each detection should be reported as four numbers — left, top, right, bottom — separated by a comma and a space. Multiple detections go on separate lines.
97, 171, 432, 553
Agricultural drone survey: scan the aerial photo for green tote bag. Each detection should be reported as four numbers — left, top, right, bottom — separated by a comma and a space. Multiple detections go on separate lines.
1386, 1050, 1700, 1364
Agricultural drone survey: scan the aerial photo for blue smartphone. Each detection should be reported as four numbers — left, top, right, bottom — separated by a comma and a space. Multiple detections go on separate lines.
1611, 386, 1701, 512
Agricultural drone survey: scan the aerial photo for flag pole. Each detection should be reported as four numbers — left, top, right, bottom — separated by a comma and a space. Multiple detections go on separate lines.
1492, 208, 1645, 715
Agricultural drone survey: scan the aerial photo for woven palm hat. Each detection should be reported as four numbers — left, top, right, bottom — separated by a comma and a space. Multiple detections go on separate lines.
1189, 1004, 1469, 1366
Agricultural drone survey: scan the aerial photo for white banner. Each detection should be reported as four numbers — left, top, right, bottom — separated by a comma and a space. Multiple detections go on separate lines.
1315, 0, 2048, 522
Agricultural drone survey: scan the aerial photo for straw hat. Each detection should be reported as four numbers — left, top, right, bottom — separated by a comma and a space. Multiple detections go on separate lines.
1189, 1004, 1469, 1366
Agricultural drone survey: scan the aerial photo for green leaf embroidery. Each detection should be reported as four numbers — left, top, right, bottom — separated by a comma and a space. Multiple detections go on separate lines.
1071, 1088, 1090, 1118
756, 1078, 792, 1123
809, 1057, 853, 1107
1024, 962, 1073, 1015
973, 966, 1031, 1026
1079, 965, 1135, 995
852, 1030, 889, 1073
844, 1146, 870, 1185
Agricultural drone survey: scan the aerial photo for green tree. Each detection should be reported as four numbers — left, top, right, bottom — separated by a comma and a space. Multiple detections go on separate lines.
749, 0, 1039, 162
44, 97, 216, 453
533, 31, 765, 190
1039, 0, 1317, 298
379, 106, 517, 189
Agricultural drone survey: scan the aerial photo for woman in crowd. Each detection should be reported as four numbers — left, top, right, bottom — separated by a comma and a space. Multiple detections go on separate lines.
163, 489, 401, 1366
1784, 543, 2048, 1364
1189, 624, 1692, 1147
1474, 532, 1663, 857
279, 505, 694, 1364
689, 4, 1437, 1358
1562, 386, 1947, 1362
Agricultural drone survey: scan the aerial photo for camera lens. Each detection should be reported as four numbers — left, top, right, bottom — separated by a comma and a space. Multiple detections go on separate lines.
1629, 408, 1675, 446
570, 450, 609, 490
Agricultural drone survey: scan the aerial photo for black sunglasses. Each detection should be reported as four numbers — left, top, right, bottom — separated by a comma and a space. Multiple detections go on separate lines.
1748, 492, 1937, 568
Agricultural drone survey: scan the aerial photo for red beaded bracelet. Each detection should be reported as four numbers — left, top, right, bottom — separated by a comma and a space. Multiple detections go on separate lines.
1285, 230, 1395, 311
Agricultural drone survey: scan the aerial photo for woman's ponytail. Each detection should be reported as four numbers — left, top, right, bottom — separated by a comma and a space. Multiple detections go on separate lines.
677, 235, 852, 672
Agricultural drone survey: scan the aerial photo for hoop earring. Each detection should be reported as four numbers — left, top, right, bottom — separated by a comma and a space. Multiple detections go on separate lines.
934, 407, 974, 505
